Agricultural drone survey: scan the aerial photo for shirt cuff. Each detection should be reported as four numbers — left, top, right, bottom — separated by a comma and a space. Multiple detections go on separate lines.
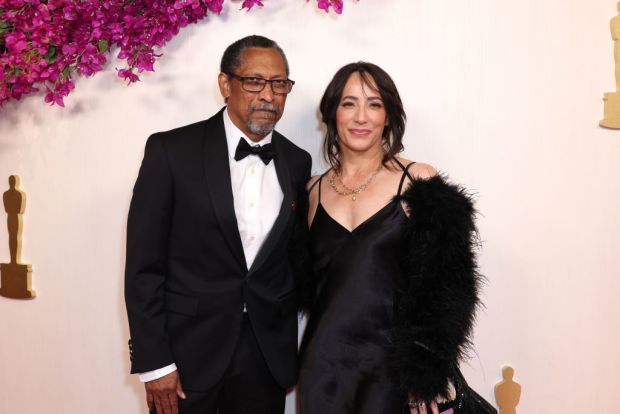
138, 363, 178, 383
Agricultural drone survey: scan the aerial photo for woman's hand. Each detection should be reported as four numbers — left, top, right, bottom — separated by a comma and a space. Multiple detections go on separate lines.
408, 395, 440, 414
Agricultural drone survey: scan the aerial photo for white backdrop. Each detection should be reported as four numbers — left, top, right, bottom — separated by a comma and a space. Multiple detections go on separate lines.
1, 0, 620, 412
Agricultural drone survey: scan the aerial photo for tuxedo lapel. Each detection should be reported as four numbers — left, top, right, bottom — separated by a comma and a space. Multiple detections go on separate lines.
248, 132, 293, 275
202, 112, 247, 271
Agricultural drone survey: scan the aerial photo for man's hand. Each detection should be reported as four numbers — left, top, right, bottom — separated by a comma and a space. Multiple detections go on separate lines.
145, 370, 186, 414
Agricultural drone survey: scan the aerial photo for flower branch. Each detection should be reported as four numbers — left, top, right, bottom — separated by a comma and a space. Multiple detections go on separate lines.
0, 0, 347, 107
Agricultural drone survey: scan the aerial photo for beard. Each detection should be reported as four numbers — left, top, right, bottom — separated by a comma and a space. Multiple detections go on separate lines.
247, 102, 282, 136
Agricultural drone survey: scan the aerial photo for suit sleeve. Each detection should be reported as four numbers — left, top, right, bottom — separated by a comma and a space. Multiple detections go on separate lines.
290, 151, 312, 310
125, 133, 175, 374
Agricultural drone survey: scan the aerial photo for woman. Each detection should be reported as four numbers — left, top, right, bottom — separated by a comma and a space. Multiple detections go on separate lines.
298, 62, 481, 414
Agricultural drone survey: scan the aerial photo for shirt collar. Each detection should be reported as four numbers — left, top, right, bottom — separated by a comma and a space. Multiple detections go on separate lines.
223, 107, 273, 161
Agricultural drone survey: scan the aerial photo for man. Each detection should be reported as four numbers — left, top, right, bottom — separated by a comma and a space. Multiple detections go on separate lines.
125, 35, 311, 414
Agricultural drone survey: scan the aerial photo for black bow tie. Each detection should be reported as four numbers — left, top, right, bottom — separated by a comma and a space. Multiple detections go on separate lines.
234, 138, 274, 165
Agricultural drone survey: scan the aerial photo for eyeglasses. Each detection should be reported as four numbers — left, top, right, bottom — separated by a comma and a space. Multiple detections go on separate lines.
225, 73, 295, 95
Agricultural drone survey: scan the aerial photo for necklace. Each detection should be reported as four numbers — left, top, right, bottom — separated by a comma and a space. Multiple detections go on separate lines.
328, 164, 382, 201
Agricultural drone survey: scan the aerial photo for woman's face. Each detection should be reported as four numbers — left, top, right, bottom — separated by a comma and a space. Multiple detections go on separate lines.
335, 72, 387, 156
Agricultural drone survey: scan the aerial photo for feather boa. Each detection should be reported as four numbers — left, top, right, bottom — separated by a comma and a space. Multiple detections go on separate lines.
389, 174, 482, 403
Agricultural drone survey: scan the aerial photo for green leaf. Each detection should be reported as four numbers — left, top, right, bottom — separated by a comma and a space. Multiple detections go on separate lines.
61, 66, 71, 78
98, 39, 108, 53
43, 45, 56, 62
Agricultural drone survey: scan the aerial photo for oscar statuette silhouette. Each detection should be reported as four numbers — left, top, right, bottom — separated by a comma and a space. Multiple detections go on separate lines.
601, 2, 620, 128
0, 175, 36, 299
495, 366, 521, 414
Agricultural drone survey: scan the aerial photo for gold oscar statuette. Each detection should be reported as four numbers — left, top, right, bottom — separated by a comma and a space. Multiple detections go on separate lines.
495, 366, 521, 414
0, 175, 36, 299
601, 2, 620, 128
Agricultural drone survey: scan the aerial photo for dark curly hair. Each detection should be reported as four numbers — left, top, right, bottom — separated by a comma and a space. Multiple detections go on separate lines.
319, 62, 406, 172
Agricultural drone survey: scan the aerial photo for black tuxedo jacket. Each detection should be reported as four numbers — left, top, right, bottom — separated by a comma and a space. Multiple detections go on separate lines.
125, 108, 311, 390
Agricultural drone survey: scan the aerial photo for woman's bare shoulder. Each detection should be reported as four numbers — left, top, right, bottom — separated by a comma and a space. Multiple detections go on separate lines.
394, 158, 438, 179
306, 174, 323, 193
408, 161, 438, 179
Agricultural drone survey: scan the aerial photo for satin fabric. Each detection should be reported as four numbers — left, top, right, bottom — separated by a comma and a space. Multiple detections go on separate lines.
299, 193, 409, 414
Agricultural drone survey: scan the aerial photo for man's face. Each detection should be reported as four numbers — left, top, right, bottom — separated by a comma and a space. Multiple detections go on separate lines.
218, 47, 288, 142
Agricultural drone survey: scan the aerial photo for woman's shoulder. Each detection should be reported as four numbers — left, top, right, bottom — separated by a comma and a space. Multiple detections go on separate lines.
306, 171, 330, 193
398, 159, 475, 214
393, 158, 438, 180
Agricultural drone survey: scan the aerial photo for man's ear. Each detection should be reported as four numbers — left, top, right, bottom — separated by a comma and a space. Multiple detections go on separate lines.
218, 72, 231, 100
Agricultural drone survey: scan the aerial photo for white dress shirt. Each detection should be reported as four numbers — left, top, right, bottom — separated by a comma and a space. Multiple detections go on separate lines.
224, 108, 283, 270
139, 108, 283, 382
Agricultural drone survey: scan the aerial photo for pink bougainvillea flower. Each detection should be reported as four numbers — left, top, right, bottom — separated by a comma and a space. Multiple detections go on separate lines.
316, 0, 330, 12
62, 44, 78, 55
331, 0, 344, 14
205, 0, 225, 13
117, 68, 140, 83
311, 0, 343, 14
62, 5, 78, 21
241, 0, 264, 11
13, 40, 29, 52
43, 79, 74, 107
0, 0, 350, 107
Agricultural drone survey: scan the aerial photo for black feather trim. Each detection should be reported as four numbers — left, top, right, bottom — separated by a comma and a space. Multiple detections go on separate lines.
389, 174, 483, 402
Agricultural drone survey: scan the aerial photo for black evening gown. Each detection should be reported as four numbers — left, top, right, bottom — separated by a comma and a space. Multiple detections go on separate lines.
299, 168, 413, 414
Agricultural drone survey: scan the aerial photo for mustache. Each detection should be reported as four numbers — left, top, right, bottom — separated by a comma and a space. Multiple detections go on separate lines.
248, 103, 281, 116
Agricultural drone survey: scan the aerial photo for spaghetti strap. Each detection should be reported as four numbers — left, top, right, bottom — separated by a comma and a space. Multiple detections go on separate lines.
307, 170, 331, 203
307, 176, 321, 194
397, 161, 416, 196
